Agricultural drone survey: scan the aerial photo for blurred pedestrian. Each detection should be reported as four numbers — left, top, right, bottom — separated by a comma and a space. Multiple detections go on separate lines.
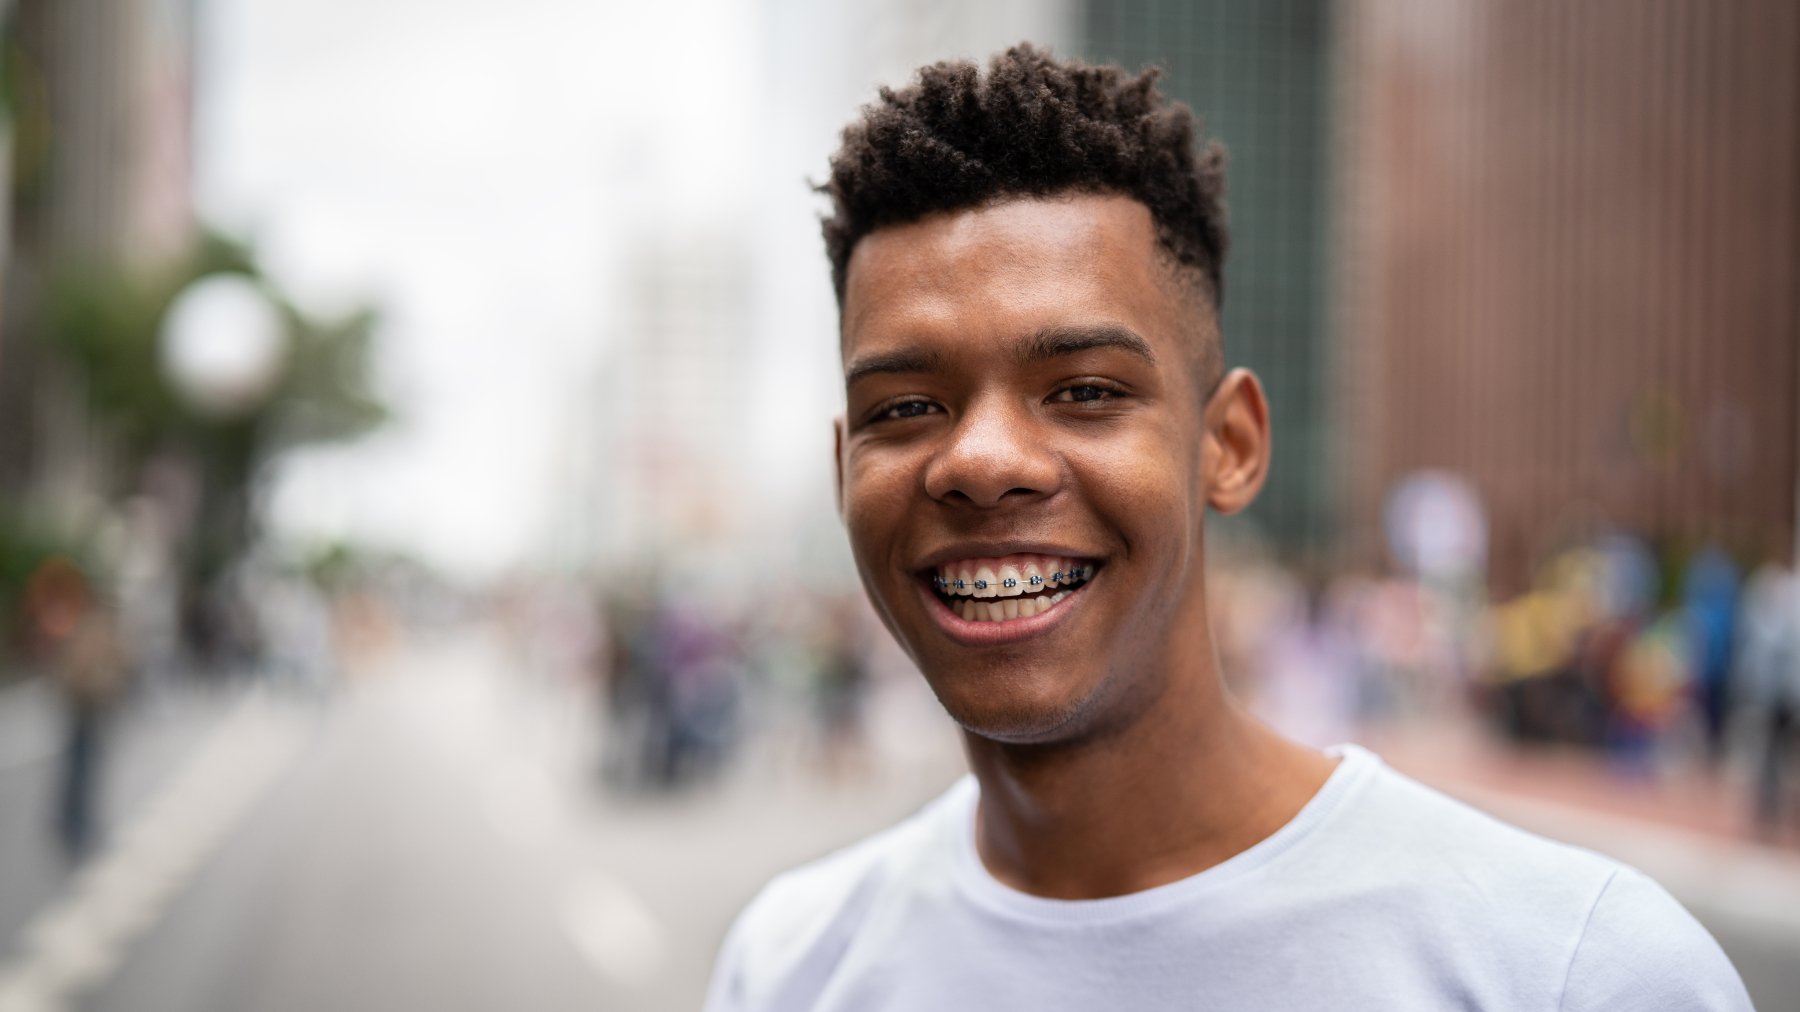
1682, 547, 1741, 761
26, 557, 130, 859
812, 597, 871, 778
652, 595, 740, 787
598, 583, 657, 787
1607, 612, 1693, 778
1738, 561, 1800, 840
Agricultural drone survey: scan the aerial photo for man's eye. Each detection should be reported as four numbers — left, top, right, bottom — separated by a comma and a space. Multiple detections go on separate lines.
1053, 384, 1114, 404
875, 399, 939, 421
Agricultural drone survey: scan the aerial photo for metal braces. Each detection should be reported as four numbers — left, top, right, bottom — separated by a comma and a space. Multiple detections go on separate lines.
932, 566, 1089, 593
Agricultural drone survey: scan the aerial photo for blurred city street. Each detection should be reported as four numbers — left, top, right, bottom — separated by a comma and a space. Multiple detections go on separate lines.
0, 1, 1796, 1009
0, 624, 1796, 1011
0, 627, 966, 1012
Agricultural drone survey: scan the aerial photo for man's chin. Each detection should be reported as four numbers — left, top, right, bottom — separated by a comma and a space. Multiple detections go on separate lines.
930, 673, 1103, 747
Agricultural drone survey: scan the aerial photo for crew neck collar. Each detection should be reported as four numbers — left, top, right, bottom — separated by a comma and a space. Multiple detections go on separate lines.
949, 743, 1379, 924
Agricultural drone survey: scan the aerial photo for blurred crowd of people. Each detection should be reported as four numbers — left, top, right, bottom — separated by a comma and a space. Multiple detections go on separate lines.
1213, 531, 1800, 842
590, 578, 873, 792
494, 567, 884, 795
1483, 539, 1800, 834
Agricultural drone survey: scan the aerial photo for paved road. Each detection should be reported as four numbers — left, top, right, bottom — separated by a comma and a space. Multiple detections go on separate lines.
0, 634, 963, 1012
0, 633, 1794, 1010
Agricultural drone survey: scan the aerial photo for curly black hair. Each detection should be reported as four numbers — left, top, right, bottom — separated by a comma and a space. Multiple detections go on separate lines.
821, 43, 1228, 310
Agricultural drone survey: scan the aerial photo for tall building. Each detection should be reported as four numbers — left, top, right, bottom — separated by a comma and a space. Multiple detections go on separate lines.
0, 0, 196, 501
1336, 0, 1800, 591
1077, 0, 1799, 592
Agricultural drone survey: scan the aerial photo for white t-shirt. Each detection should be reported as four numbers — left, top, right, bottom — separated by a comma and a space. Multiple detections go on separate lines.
705, 745, 1751, 1011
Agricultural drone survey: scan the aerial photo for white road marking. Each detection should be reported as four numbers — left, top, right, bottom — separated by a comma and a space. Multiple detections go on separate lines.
0, 693, 311, 1012
561, 872, 670, 990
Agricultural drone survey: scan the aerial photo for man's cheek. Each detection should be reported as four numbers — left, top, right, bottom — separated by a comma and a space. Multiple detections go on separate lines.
841, 495, 889, 569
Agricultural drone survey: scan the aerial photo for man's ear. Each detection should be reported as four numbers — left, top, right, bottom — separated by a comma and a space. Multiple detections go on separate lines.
1203, 368, 1271, 515
832, 415, 848, 519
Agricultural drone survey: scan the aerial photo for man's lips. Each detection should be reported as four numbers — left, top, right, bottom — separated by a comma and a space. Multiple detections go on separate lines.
913, 561, 1099, 644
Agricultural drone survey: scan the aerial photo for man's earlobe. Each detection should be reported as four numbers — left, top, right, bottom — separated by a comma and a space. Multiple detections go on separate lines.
1204, 369, 1271, 516
832, 416, 848, 519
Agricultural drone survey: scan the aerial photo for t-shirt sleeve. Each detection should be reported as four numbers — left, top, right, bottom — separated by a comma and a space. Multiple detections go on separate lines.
702, 937, 745, 1011
1557, 867, 1754, 1012
702, 890, 765, 1012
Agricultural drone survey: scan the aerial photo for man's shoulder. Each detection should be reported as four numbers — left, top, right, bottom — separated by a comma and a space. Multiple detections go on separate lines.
1329, 749, 1749, 1007
1338, 747, 1621, 892
1559, 864, 1752, 1010
1274, 750, 1619, 944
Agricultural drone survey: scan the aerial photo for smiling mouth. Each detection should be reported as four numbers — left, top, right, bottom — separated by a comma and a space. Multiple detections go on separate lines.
925, 553, 1098, 623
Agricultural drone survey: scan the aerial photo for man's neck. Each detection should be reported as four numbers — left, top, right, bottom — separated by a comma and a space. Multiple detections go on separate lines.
962, 672, 1336, 901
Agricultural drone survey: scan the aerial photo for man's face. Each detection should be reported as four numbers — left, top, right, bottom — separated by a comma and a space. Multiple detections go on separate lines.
837, 193, 1237, 745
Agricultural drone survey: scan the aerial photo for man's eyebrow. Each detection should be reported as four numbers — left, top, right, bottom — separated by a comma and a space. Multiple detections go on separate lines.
844, 326, 1153, 386
844, 348, 945, 387
1019, 324, 1158, 367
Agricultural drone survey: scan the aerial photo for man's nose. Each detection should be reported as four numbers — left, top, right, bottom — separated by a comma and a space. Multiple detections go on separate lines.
921, 396, 1061, 508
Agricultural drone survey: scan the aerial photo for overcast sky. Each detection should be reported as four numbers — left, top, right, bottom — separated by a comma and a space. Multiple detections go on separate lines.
199, 0, 768, 578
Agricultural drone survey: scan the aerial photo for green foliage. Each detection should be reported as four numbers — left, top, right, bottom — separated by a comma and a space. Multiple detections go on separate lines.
0, 5, 18, 126
0, 502, 85, 659
269, 302, 388, 450
45, 264, 194, 473
40, 231, 387, 489
33, 231, 390, 601
0, 504, 68, 595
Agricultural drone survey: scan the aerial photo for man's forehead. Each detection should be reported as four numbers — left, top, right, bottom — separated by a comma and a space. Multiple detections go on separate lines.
841, 194, 1167, 342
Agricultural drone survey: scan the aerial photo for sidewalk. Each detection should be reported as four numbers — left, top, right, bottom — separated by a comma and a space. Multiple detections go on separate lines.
1367, 721, 1782, 840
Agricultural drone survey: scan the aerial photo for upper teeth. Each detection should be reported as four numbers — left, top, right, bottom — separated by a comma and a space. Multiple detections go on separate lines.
932, 555, 1092, 597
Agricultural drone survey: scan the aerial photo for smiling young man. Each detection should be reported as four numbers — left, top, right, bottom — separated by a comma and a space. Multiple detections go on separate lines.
705, 45, 1750, 1011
